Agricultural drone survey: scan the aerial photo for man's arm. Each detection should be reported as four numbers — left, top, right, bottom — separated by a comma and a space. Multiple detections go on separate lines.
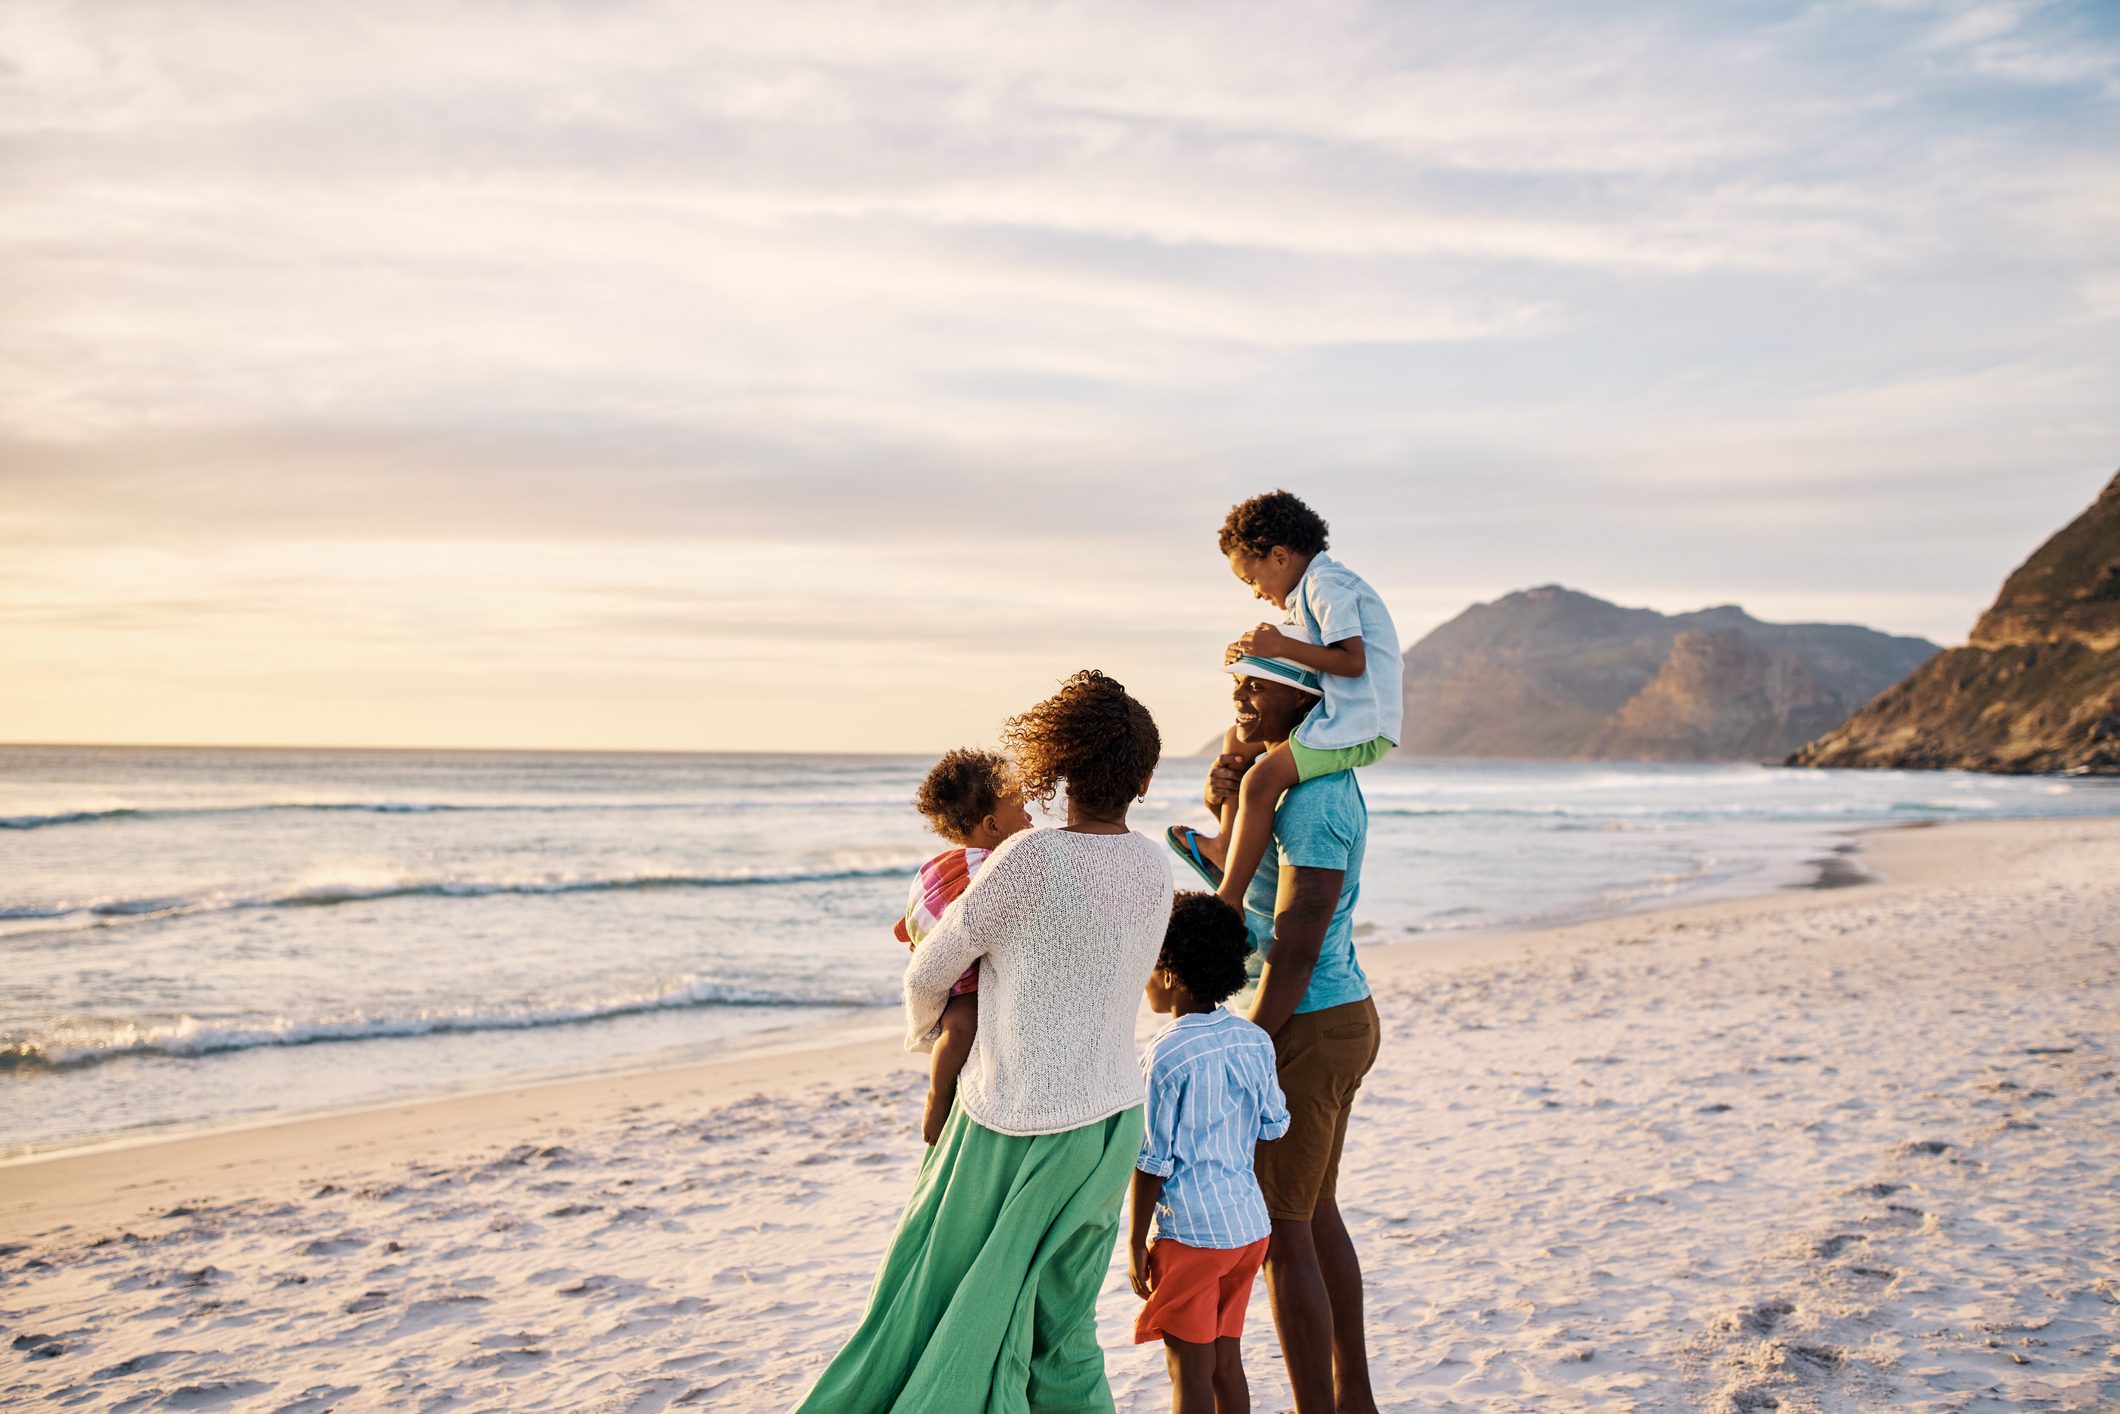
1246, 863, 1345, 1037
1202, 745, 1250, 814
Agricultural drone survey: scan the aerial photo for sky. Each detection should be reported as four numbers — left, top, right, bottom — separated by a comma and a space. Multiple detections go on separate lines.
2, 0, 2117, 755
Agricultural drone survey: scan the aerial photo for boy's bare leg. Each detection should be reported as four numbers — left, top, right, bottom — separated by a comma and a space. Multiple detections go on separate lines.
921, 992, 977, 1145
1313, 1196, 1378, 1414
1211, 742, 1301, 908
1162, 1336, 1217, 1414
1211, 1336, 1248, 1414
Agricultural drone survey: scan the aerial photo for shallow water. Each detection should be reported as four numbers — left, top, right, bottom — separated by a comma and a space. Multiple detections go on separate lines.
4, 744, 2114, 1155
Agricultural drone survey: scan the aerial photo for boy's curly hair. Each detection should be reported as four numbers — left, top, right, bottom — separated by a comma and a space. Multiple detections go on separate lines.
914, 748, 1016, 844
1160, 892, 1252, 1005
1001, 669, 1161, 819
1218, 489, 1330, 559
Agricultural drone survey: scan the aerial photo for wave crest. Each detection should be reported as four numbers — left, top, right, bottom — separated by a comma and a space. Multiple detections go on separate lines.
2, 796, 900, 830
0, 978, 888, 1075
1, 863, 917, 940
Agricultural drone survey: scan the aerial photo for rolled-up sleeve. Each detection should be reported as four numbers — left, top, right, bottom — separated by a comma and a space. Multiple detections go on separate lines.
1306, 571, 1365, 648
1136, 1073, 1183, 1177
1258, 1069, 1292, 1142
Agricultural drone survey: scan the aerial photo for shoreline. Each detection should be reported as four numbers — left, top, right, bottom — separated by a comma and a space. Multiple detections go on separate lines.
3, 814, 2114, 1410
0, 815, 2009, 1235
0, 813, 1905, 1178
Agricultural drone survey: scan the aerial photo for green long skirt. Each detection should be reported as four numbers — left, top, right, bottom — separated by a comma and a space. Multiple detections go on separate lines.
793, 1102, 1145, 1414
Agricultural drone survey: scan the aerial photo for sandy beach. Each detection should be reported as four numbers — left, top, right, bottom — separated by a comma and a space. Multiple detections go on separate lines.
4, 816, 2116, 1412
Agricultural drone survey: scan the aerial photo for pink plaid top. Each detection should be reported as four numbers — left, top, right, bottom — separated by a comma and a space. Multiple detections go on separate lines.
894, 846, 991, 996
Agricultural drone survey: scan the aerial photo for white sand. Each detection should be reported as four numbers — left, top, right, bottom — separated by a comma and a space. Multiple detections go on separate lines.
3, 818, 2116, 1412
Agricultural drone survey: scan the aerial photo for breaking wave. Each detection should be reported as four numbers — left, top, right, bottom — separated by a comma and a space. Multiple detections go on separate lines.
0, 863, 918, 938
0, 978, 889, 1075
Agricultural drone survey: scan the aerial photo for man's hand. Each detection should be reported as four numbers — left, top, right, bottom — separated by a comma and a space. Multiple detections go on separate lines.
1237, 622, 1293, 658
921, 1090, 949, 1145
1205, 751, 1251, 811
1128, 1238, 1156, 1300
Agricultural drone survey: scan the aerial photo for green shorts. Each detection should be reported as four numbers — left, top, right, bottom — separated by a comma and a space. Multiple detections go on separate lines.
1287, 735, 1393, 783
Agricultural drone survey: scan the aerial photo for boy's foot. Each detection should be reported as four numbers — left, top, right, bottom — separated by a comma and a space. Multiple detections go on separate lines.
1164, 826, 1225, 890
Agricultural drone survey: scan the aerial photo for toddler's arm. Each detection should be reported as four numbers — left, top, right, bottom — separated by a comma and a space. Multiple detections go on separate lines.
1229, 622, 1365, 677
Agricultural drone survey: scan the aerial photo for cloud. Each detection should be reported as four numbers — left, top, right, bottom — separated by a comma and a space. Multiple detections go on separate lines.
1, 0, 2117, 747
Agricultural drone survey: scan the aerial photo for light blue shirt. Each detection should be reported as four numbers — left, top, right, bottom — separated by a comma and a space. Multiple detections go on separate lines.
1283, 551, 1403, 750
1242, 769, 1370, 1015
1136, 1008, 1291, 1249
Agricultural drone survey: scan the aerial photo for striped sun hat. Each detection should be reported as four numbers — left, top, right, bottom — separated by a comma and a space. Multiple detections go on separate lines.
1225, 624, 1323, 695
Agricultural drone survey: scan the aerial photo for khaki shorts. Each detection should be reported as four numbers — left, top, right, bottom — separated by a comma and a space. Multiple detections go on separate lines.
1254, 996, 1381, 1222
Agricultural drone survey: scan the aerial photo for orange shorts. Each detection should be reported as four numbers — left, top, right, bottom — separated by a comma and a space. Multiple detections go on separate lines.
1132, 1236, 1268, 1346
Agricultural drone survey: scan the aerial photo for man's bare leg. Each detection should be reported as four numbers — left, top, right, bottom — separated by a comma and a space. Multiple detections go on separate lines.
1312, 1195, 1378, 1413
1263, 1217, 1336, 1413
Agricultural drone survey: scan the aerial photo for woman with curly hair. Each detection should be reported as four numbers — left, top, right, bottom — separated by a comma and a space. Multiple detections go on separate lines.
795, 670, 1173, 1414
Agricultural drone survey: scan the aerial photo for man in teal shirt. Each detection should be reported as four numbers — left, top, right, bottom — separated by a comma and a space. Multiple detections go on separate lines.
1181, 642, 1381, 1414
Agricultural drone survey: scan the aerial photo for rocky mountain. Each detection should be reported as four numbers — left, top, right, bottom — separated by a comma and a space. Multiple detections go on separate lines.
1397, 587, 1939, 761
1789, 472, 2120, 774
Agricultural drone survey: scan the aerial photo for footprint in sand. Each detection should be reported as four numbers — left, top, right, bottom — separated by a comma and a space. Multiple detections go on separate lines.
159, 1379, 276, 1409
269, 1384, 362, 1413
91, 1349, 192, 1380
297, 1234, 366, 1257
1714, 1300, 1793, 1337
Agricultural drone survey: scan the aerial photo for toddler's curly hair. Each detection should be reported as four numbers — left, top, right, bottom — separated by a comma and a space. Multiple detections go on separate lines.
1218, 489, 1330, 559
1001, 669, 1161, 819
914, 748, 1016, 844
1160, 892, 1252, 1005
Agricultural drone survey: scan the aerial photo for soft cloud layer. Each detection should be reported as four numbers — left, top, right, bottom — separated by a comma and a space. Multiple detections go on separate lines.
1, 0, 2116, 751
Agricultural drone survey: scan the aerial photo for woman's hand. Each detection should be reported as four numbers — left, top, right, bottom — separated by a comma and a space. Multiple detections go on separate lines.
921, 1090, 949, 1146
1128, 1238, 1155, 1300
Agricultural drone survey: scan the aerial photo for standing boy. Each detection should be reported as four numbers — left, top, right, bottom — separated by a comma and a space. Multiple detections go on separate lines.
1131, 892, 1291, 1414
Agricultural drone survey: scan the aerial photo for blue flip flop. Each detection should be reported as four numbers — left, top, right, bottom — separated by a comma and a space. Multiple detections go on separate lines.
1164, 825, 1225, 890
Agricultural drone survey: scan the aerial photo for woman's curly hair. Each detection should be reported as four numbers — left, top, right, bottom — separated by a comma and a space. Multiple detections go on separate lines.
1001, 669, 1161, 819
1217, 489, 1330, 558
1160, 892, 1252, 1005
914, 748, 1017, 844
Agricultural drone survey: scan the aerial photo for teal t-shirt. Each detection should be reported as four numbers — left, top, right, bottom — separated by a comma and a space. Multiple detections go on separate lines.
1241, 768, 1369, 1013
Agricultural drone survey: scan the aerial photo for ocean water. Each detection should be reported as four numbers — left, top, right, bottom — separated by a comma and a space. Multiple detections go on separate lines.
4, 744, 2116, 1158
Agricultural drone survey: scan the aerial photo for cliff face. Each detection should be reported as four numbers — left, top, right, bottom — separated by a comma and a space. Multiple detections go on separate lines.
1789, 472, 2120, 774
1399, 587, 1938, 762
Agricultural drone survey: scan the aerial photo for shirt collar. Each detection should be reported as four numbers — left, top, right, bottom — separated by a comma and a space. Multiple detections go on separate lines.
1285, 551, 1332, 609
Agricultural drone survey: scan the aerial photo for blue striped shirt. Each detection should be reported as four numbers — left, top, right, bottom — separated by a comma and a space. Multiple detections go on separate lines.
1137, 1008, 1291, 1249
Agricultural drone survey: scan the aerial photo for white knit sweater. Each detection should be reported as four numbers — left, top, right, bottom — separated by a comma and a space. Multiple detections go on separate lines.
904, 826, 1174, 1137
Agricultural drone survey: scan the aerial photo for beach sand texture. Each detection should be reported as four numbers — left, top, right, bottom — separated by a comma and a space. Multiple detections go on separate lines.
3, 818, 2115, 1412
